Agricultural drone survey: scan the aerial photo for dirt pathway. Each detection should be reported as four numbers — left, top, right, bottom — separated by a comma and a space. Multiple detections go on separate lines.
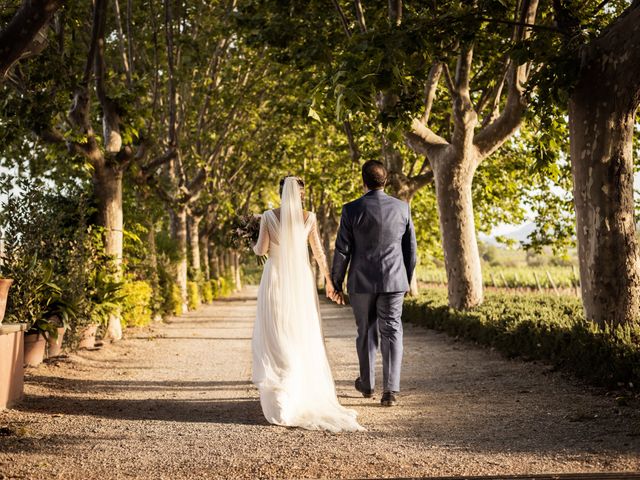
1, 287, 639, 479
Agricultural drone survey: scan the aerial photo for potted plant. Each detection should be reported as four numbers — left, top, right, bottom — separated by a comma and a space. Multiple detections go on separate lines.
24, 317, 55, 367
44, 294, 77, 358
0, 278, 13, 324
79, 268, 123, 349
0, 277, 20, 410
1, 255, 62, 367
24, 264, 65, 366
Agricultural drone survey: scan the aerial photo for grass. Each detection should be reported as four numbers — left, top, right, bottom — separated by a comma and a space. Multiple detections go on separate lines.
417, 265, 580, 290
403, 287, 640, 390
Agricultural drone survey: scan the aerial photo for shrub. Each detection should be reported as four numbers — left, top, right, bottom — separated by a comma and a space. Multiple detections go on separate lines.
211, 279, 220, 298
0, 180, 114, 344
187, 281, 200, 310
171, 284, 183, 316
120, 280, 153, 327
156, 253, 181, 317
403, 289, 640, 389
201, 281, 214, 304
212, 276, 234, 299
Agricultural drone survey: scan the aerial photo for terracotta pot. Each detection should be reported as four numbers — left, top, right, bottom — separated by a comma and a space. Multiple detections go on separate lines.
78, 324, 98, 349
0, 279, 13, 325
47, 327, 66, 358
0, 323, 27, 410
24, 332, 46, 367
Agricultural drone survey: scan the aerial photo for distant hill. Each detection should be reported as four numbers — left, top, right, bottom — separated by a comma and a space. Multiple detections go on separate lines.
479, 222, 536, 247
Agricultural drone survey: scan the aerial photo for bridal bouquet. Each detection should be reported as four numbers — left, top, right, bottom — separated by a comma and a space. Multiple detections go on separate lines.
231, 213, 267, 264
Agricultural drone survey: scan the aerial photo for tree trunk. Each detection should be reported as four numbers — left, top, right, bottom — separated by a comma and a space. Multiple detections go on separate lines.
188, 214, 202, 279
146, 218, 162, 322
93, 161, 124, 340
210, 245, 220, 279
226, 250, 234, 283
434, 159, 483, 309
570, 77, 640, 327
233, 251, 242, 291
201, 233, 210, 281
171, 206, 189, 313
218, 252, 226, 277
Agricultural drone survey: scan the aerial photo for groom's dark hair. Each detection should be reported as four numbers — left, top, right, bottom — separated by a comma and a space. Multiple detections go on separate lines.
362, 160, 387, 190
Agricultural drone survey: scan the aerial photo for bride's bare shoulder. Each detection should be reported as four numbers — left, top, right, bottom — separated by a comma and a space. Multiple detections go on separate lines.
271, 208, 313, 221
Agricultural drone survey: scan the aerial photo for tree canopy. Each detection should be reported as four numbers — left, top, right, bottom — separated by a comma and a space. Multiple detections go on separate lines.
1, 0, 640, 329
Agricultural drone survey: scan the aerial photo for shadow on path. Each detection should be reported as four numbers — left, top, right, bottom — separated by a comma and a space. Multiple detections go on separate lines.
18, 394, 266, 426
210, 296, 258, 303
26, 376, 253, 393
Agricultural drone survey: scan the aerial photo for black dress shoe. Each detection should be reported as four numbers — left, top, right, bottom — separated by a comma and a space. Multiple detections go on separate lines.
355, 377, 374, 398
381, 391, 399, 407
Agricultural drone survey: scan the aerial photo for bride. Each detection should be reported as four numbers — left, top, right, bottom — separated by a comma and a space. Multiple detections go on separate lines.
251, 176, 364, 432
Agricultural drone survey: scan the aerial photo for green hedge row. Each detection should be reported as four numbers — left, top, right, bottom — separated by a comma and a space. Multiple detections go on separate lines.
403, 289, 640, 389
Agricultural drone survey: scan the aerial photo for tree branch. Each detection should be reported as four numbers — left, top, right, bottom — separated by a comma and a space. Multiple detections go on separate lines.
475, 54, 508, 114
388, 0, 402, 26
449, 42, 478, 150
342, 120, 361, 162
113, 0, 131, 85
413, 171, 434, 189
0, 0, 65, 81
126, 0, 134, 75
94, 0, 122, 153
442, 61, 456, 96
331, 0, 352, 37
82, 0, 105, 86
479, 65, 508, 127
354, 0, 367, 32
454, 42, 473, 93
474, 0, 539, 159
38, 127, 96, 159
422, 62, 443, 124
164, 0, 178, 147
405, 118, 449, 160
142, 147, 178, 177
477, 16, 558, 32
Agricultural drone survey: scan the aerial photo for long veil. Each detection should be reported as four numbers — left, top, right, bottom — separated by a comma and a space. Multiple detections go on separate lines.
253, 177, 363, 431
278, 177, 309, 339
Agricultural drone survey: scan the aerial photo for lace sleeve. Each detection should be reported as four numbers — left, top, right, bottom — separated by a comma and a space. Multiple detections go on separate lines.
253, 212, 270, 256
308, 214, 331, 283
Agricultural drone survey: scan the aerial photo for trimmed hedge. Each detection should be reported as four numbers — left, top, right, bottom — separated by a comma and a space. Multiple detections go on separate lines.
170, 284, 183, 316
201, 281, 214, 304
212, 276, 234, 299
187, 281, 201, 310
120, 280, 154, 327
403, 289, 640, 389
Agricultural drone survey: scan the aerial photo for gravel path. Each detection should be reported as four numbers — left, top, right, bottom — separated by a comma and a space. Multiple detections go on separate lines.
1, 286, 639, 479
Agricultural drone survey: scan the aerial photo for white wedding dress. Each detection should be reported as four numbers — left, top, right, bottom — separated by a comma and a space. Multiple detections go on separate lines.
251, 178, 363, 433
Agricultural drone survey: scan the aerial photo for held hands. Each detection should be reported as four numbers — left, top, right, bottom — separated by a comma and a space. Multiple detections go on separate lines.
325, 278, 346, 306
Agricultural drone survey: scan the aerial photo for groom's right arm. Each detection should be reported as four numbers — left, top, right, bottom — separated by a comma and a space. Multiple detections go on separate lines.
331, 205, 353, 293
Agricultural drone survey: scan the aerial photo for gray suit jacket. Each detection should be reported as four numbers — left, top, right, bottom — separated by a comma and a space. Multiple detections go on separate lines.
331, 189, 417, 294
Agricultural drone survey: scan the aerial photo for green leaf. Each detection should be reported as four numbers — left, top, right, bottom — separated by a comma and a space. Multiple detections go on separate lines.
308, 107, 322, 123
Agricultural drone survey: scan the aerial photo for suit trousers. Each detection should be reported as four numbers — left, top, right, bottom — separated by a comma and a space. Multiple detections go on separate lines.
349, 292, 404, 393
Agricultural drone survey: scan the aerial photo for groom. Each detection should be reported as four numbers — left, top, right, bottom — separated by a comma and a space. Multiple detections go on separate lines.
331, 160, 417, 407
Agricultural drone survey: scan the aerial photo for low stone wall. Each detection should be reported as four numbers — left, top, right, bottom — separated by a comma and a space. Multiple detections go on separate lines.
0, 324, 26, 410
